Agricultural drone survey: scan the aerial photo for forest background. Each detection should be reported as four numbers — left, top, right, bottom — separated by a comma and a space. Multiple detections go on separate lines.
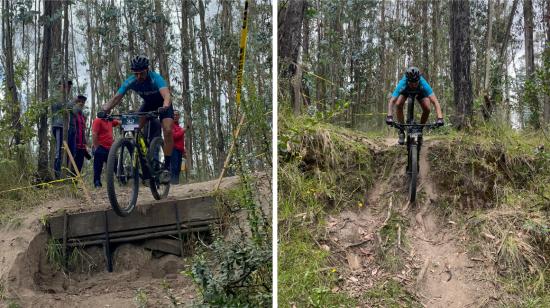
0, 0, 272, 185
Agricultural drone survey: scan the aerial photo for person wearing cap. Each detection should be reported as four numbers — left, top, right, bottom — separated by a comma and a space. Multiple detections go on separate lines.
385, 66, 444, 145
51, 79, 73, 179
101, 55, 174, 184
72, 95, 90, 173
92, 113, 121, 188
171, 110, 186, 184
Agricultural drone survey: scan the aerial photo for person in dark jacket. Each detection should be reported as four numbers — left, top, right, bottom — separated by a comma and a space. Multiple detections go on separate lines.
51, 80, 73, 179
72, 95, 89, 174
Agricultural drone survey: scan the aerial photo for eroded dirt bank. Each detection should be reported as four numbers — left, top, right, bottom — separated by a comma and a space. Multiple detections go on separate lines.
0, 177, 242, 308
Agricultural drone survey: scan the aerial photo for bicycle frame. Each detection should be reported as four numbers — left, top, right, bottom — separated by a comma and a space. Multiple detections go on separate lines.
108, 111, 159, 181
390, 94, 439, 202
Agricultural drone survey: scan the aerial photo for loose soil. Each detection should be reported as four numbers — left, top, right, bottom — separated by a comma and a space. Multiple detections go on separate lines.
0, 176, 241, 308
325, 139, 503, 307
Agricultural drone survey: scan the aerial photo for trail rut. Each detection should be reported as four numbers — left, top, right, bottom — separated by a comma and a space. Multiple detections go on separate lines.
327, 139, 501, 307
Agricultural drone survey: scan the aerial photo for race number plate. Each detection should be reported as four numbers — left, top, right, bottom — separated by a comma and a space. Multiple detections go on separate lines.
121, 115, 140, 132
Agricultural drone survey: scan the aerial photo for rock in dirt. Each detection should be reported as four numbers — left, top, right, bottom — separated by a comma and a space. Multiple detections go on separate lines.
346, 252, 362, 270
113, 244, 152, 272
151, 255, 184, 279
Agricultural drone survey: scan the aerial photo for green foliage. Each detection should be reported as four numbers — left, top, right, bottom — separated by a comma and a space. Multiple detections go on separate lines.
279, 227, 356, 307
279, 112, 376, 306
45, 238, 64, 271
190, 180, 271, 307
363, 280, 420, 307
523, 78, 540, 129
133, 288, 148, 308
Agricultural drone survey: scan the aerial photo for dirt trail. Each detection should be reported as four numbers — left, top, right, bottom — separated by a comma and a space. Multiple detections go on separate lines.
327, 139, 499, 307
410, 143, 497, 307
0, 177, 241, 308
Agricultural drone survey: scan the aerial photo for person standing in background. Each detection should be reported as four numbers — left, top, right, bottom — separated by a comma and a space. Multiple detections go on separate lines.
171, 110, 185, 184
72, 95, 89, 173
51, 80, 73, 179
92, 114, 120, 188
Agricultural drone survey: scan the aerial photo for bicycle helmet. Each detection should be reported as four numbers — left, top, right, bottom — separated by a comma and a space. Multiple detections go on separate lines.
405, 66, 421, 82
130, 55, 149, 71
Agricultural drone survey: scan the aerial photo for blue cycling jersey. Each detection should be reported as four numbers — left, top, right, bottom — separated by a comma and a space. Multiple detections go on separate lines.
391, 75, 434, 98
117, 71, 167, 106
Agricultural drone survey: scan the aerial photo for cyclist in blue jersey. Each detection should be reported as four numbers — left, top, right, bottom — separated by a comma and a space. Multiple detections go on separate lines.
386, 66, 444, 145
102, 55, 174, 184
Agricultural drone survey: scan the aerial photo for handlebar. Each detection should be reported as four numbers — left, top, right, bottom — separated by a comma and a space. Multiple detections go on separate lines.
97, 110, 160, 120
390, 122, 440, 130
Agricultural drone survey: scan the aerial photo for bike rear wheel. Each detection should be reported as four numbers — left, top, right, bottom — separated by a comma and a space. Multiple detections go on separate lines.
106, 138, 139, 216
148, 137, 170, 200
409, 144, 418, 203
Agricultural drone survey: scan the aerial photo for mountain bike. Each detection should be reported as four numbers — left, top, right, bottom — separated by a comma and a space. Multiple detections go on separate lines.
390, 94, 440, 203
98, 111, 170, 216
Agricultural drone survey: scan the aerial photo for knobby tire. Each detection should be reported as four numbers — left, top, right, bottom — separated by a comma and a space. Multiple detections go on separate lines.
106, 138, 139, 216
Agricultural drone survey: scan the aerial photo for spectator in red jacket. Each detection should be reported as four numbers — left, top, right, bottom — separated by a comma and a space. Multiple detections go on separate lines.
92, 115, 120, 188
171, 110, 186, 184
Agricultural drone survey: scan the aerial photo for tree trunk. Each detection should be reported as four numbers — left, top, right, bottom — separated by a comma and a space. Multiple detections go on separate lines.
61, 0, 70, 175
431, 0, 439, 95
380, 0, 387, 97
279, 0, 305, 114
85, 0, 96, 133
482, 0, 494, 120
37, 0, 62, 180
498, 0, 519, 68
544, 0, 550, 124
198, 0, 224, 173
422, 0, 429, 80
450, 0, 473, 129
2, 0, 22, 149
302, 0, 311, 107
523, 0, 535, 79
180, 0, 193, 172
523, 0, 539, 128
154, 0, 170, 88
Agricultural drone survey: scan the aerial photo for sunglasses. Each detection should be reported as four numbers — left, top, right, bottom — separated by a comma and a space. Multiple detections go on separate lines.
132, 69, 148, 76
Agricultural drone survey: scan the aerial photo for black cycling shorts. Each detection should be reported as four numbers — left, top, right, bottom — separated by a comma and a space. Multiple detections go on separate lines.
138, 101, 174, 120
399, 90, 428, 102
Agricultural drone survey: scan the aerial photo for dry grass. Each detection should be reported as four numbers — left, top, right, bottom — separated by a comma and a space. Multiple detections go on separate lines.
429, 126, 550, 303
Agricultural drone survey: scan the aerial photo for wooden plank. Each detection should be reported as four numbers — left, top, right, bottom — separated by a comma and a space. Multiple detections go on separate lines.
65, 219, 217, 242
143, 238, 183, 256
49, 196, 218, 239
67, 226, 210, 247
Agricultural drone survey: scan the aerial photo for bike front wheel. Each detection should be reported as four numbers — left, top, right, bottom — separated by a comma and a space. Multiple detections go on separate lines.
148, 137, 170, 200
106, 138, 139, 216
409, 144, 418, 203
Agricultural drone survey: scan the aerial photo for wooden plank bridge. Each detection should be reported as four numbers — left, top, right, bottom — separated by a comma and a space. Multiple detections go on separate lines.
47, 196, 219, 272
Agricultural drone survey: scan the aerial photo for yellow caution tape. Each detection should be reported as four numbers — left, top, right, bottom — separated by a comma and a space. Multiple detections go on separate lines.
235, 0, 249, 109
0, 176, 77, 195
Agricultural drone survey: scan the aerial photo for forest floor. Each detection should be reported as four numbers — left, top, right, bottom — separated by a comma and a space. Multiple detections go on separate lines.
0, 176, 241, 308
327, 139, 500, 307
